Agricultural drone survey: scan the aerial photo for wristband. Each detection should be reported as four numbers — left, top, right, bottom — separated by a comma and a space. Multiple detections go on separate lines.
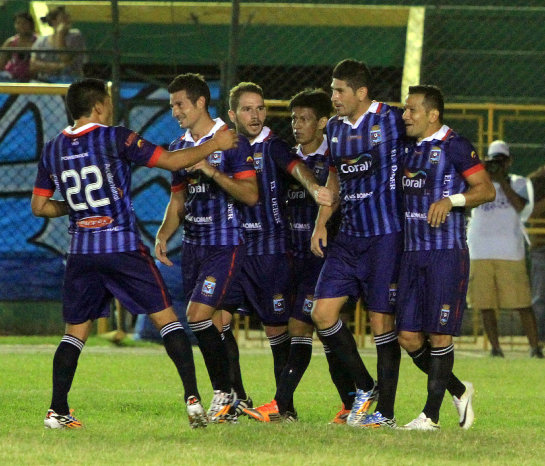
448, 193, 466, 207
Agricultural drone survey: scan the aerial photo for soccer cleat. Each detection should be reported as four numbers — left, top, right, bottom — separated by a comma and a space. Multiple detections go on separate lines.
207, 390, 237, 423
530, 347, 544, 358
490, 347, 504, 357
44, 409, 83, 429
329, 404, 351, 425
243, 399, 282, 423
453, 381, 475, 430
346, 383, 378, 427
281, 411, 298, 423
355, 411, 397, 429
231, 395, 253, 417
186, 396, 207, 429
401, 413, 440, 431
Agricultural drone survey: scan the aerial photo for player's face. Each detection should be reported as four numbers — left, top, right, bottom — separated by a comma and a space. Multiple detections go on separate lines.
15, 17, 33, 35
170, 90, 201, 130
231, 92, 266, 140
331, 78, 359, 120
291, 106, 322, 147
403, 93, 433, 141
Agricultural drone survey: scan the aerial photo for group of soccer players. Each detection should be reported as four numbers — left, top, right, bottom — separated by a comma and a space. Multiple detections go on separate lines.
32, 57, 495, 431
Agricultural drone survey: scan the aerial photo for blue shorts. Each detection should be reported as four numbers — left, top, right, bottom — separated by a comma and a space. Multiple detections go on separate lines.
314, 231, 402, 313
290, 255, 324, 325
223, 253, 292, 326
63, 245, 172, 324
396, 248, 469, 336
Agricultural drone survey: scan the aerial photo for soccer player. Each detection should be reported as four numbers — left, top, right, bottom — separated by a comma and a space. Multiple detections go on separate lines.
310, 59, 405, 428
397, 85, 495, 430
31, 78, 239, 430
219, 83, 334, 422
155, 73, 258, 424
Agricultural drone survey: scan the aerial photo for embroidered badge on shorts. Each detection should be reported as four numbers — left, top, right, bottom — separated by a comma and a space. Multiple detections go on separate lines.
202, 276, 216, 296
440, 305, 450, 326
273, 294, 285, 314
303, 295, 314, 315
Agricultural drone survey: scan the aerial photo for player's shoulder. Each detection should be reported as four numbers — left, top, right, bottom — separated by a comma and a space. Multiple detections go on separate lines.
445, 130, 476, 155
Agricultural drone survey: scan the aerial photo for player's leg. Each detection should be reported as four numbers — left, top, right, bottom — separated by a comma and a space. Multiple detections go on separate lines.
517, 307, 543, 357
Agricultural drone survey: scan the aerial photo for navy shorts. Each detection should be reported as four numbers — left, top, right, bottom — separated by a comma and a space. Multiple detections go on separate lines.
314, 231, 402, 313
290, 255, 324, 325
182, 243, 245, 309
396, 248, 469, 336
223, 253, 292, 326
63, 245, 172, 324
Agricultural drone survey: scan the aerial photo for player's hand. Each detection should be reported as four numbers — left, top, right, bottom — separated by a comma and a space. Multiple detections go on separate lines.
155, 237, 173, 266
427, 198, 452, 227
188, 159, 216, 178
312, 185, 336, 207
311, 224, 328, 258
212, 126, 238, 151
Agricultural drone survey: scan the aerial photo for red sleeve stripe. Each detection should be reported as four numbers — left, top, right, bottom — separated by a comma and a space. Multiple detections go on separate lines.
286, 159, 301, 173
463, 163, 484, 178
33, 187, 54, 197
233, 170, 257, 179
146, 146, 163, 168
171, 183, 186, 193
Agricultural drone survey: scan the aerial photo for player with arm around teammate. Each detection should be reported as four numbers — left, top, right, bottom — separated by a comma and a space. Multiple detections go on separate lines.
397, 85, 495, 430
31, 78, 238, 430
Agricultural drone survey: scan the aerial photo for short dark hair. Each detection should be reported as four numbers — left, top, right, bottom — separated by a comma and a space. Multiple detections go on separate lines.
229, 82, 264, 111
15, 11, 34, 28
332, 59, 373, 95
408, 84, 444, 123
167, 73, 210, 109
289, 88, 332, 120
65, 78, 109, 120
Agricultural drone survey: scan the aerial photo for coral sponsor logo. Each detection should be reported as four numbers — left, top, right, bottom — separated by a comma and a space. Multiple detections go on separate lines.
339, 153, 373, 176
402, 169, 427, 190
77, 216, 114, 229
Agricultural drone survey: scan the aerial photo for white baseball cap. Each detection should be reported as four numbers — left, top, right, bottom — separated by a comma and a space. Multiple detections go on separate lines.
485, 140, 510, 161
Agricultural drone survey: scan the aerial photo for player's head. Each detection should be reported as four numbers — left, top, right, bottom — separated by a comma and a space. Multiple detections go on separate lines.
14, 11, 34, 34
41, 6, 70, 28
289, 89, 331, 147
331, 59, 373, 119
228, 82, 266, 140
403, 84, 444, 141
168, 73, 210, 130
66, 78, 112, 125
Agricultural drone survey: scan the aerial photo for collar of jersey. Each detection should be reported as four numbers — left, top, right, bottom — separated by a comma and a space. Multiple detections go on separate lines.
416, 124, 451, 146
340, 101, 381, 129
296, 134, 328, 160
250, 126, 272, 146
62, 123, 106, 137
182, 117, 226, 144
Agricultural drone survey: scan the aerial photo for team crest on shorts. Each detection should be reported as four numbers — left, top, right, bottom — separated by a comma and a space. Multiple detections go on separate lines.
370, 125, 382, 145
202, 276, 216, 297
388, 284, 398, 306
273, 294, 285, 314
430, 146, 442, 164
303, 295, 314, 315
440, 305, 450, 326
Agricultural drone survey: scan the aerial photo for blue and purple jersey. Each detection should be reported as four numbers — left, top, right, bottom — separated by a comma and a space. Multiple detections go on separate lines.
170, 118, 256, 246
401, 125, 484, 251
239, 126, 299, 255
33, 123, 162, 254
327, 101, 405, 237
287, 135, 331, 258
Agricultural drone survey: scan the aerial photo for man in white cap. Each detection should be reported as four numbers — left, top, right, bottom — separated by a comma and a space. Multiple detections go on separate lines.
467, 140, 543, 358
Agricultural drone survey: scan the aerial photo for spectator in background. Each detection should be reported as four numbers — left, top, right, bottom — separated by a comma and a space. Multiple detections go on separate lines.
467, 140, 543, 358
30, 6, 87, 83
0, 11, 37, 82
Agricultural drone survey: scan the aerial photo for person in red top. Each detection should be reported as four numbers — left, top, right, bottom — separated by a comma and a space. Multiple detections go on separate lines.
0, 11, 37, 82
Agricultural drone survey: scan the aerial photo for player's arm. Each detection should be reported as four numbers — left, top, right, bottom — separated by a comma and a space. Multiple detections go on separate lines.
288, 161, 336, 206
428, 169, 496, 227
310, 170, 340, 258
497, 177, 527, 213
31, 193, 69, 218
155, 189, 186, 266
153, 128, 238, 171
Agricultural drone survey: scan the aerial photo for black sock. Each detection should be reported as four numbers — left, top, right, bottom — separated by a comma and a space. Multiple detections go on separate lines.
50, 335, 84, 415
268, 332, 291, 389
317, 320, 374, 391
275, 336, 312, 414
188, 319, 230, 393
408, 341, 465, 398
222, 324, 246, 399
374, 331, 400, 419
324, 344, 356, 410
160, 322, 200, 402
423, 345, 455, 423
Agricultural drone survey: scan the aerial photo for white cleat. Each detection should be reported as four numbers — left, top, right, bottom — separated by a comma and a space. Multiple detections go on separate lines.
453, 381, 475, 430
186, 396, 207, 429
401, 413, 440, 431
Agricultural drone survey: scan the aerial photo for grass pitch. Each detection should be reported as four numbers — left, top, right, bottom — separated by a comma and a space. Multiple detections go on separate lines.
1, 336, 544, 465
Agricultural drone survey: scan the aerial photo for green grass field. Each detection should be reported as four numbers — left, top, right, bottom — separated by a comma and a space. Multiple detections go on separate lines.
1, 336, 544, 465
